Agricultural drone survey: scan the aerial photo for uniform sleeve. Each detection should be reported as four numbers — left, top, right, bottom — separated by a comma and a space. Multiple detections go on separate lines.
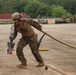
9, 25, 17, 41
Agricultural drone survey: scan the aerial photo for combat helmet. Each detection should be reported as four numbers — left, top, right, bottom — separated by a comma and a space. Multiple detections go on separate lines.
12, 12, 22, 21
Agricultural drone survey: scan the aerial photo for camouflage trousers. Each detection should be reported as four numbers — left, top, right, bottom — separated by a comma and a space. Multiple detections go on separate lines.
16, 35, 44, 64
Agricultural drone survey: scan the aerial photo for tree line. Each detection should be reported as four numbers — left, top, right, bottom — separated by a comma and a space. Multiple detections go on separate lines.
0, 0, 76, 18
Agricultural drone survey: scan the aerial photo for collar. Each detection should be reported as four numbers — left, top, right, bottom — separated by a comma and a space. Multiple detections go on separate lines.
14, 21, 23, 27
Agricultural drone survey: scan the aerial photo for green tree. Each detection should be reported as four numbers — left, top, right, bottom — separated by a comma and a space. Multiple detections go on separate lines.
24, 1, 40, 18
51, 5, 72, 18
24, 0, 52, 18
35, 4, 50, 17
0, 0, 75, 18
24, 0, 48, 18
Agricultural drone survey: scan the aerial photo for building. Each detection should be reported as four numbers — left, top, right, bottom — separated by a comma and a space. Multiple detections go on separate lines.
0, 13, 27, 22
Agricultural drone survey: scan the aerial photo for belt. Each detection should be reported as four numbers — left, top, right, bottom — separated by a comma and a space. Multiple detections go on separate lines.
23, 34, 35, 38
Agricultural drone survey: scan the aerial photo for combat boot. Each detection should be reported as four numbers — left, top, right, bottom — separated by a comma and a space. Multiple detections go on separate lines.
17, 63, 27, 68
36, 62, 44, 67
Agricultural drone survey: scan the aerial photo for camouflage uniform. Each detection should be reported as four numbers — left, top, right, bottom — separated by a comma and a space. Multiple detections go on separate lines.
14, 18, 44, 64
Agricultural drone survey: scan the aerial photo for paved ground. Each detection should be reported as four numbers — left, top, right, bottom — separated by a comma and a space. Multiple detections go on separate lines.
0, 24, 76, 75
